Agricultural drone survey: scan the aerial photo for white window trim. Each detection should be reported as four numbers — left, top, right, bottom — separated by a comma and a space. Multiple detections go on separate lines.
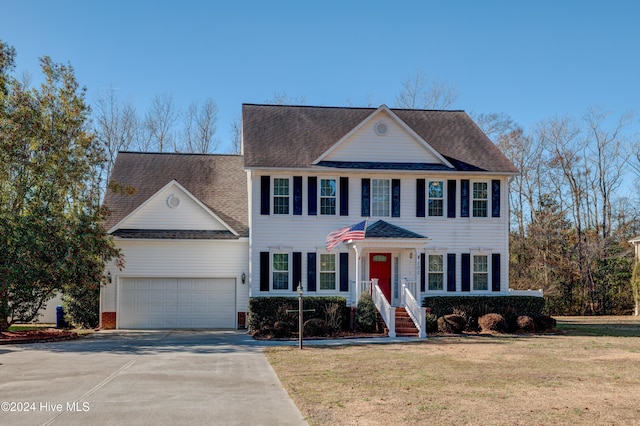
319, 177, 338, 216
427, 253, 445, 291
272, 176, 292, 216
317, 252, 338, 292
471, 180, 489, 218
427, 180, 445, 217
271, 251, 291, 291
371, 178, 391, 217
472, 254, 490, 292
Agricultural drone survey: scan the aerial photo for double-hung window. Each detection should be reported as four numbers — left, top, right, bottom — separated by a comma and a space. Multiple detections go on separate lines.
428, 181, 444, 217
473, 255, 488, 290
319, 253, 336, 290
371, 179, 390, 216
428, 254, 444, 290
472, 182, 488, 217
272, 253, 289, 290
320, 179, 336, 215
273, 178, 290, 215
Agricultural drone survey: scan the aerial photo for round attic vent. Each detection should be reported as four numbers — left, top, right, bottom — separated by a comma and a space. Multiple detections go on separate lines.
167, 195, 181, 208
374, 121, 388, 136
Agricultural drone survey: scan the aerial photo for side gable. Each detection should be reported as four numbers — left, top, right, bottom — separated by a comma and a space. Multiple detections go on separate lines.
314, 105, 454, 169
108, 180, 238, 235
242, 104, 518, 174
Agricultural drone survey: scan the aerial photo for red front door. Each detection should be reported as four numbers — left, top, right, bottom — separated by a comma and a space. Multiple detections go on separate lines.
370, 253, 392, 303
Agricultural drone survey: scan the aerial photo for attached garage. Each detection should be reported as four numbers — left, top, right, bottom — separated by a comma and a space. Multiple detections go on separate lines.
118, 278, 236, 329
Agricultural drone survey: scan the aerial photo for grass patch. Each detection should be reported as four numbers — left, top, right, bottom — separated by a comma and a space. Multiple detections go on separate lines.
266, 316, 640, 425
7, 324, 55, 332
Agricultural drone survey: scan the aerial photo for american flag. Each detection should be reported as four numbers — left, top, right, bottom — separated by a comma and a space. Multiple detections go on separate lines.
326, 220, 367, 251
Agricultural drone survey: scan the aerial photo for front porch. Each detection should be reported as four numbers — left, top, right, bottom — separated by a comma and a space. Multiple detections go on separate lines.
358, 278, 427, 338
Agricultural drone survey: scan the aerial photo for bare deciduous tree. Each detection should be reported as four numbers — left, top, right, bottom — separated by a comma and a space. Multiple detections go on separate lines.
93, 87, 138, 181
265, 92, 307, 105
229, 115, 242, 154
143, 93, 178, 152
183, 98, 219, 153
395, 70, 458, 110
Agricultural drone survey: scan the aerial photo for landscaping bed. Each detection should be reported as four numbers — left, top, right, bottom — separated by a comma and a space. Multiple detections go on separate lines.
0, 327, 79, 345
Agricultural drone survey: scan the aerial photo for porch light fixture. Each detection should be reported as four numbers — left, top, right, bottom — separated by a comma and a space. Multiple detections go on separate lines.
241, 272, 246, 284
107, 271, 112, 284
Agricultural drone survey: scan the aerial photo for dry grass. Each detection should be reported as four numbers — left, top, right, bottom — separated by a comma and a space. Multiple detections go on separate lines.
265, 316, 640, 425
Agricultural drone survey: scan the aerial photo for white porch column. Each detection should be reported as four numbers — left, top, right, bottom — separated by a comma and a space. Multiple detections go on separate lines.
352, 243, 360, 306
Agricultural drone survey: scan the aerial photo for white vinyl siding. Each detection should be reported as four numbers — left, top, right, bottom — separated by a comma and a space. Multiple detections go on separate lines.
102, 239, 249, 318
120, 183, 228, 231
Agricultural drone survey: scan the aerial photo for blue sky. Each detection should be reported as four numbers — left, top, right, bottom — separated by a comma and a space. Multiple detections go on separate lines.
2, 0, 639, 151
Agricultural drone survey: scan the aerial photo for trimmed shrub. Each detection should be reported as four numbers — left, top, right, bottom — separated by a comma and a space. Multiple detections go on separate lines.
425, 313, 438, 333
304, 318, 328, 337
324, 303, 343, 335
516, 315, 535, 333
437, 314, 466, 334
355, 292, 379, 333
478, 313, 506, 333
423, 296, 546, 319
533, 314, 557, 332
248, 296, 348, 338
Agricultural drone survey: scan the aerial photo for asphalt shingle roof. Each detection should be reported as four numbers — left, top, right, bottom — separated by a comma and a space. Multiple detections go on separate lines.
104, 152, 248, 237
242, 104, 518, 173
365, 220, 427, 239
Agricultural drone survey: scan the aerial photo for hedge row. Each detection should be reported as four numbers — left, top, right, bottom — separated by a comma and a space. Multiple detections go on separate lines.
423, 296, 546, 318
248, 297, 349, 335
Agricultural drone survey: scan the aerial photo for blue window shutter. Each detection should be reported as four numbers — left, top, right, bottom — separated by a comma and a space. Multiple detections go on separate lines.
293, 177, 302, 215
461, 179, 470, 218
260, 176, 270, 215
447, 180, 456, 218
392, 179, 401, 217
340, 252, 349, 291
492, 253, 501, 292
447, 253, 456, 292
307, 253, 316, 291
340, 177, 349, 216
420, 253, 426, 292
308, 176, 317, 216
461, 253, 470, 292
492, 180, 500, 218
292, 252, 302, 290
361, 178, 370, 217
416, 179, 426, 218
260, 252, 269, 291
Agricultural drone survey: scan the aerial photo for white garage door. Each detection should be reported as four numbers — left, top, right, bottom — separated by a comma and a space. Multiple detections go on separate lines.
119, 278, 236, 329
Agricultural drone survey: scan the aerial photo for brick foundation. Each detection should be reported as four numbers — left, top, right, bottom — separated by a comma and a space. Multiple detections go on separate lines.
237, 312, 247, 329
101, 312, 116, 329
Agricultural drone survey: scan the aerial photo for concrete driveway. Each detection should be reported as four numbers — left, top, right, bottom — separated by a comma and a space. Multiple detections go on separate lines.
0, 331, 307, 425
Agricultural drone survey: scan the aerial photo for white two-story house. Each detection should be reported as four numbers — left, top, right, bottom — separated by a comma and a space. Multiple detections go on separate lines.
243, 104, 518, 335
101, 103, 519, 334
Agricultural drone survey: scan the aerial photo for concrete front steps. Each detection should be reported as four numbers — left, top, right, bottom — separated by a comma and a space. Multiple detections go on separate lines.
395, 307, 420, 337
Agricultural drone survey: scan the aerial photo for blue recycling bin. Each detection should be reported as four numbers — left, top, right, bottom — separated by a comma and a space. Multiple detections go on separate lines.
56, 306, 68, 329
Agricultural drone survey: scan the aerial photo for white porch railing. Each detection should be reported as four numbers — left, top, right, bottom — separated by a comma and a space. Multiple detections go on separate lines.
371, 279, 396, 338
508, 288, 544, 297
401, 280, 427, 338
